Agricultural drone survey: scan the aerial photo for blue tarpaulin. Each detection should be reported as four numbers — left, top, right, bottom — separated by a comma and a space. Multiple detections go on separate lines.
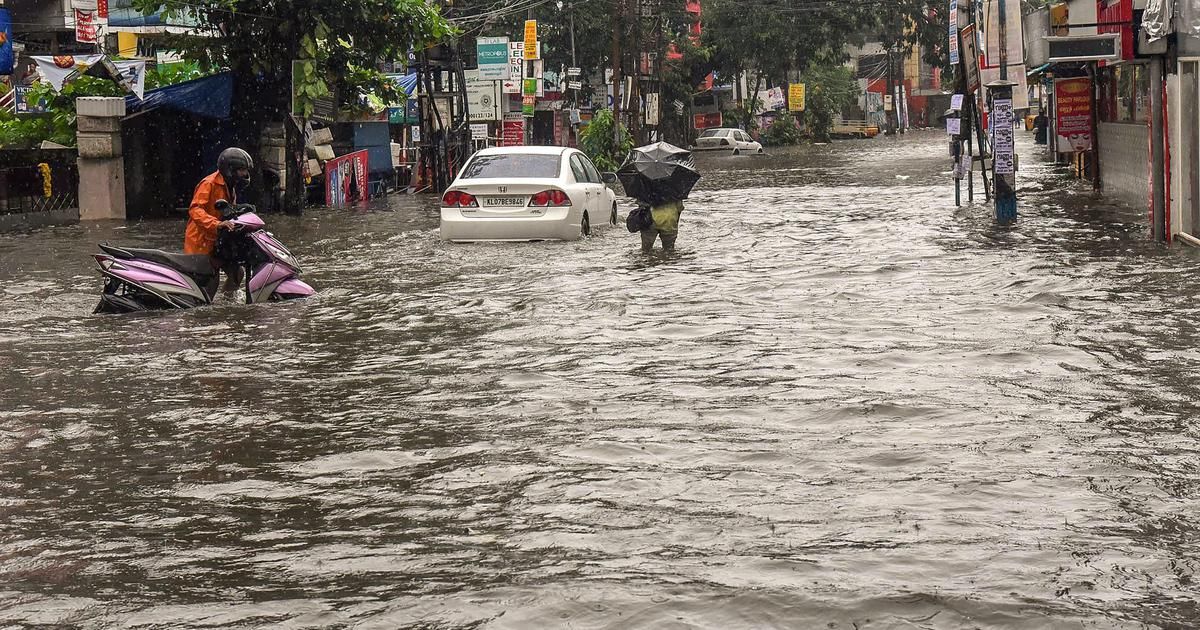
125, 72, 233, 119
386, 73, 419, 97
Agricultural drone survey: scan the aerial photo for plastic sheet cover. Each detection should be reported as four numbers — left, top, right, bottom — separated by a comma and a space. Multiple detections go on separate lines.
125, 72, 233, 119
1143, 0, 1172, 40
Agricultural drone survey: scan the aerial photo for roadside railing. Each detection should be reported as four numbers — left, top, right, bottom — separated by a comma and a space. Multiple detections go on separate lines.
0, 149, 79, 215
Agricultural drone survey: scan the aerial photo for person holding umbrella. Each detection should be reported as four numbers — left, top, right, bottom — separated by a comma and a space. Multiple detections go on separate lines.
618, 142, 701, 253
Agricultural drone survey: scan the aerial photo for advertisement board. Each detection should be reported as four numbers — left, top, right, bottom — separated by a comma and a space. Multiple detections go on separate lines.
1054, 77, 1093, 153
325, 150, 369, 207
464, 69, 501, 121
960, 23, 981, 93
502, 113, 524, 146
788, 83, 806, 112
523, 20, 538, 60
476, 36, 509, 80
693, 112, 722, 130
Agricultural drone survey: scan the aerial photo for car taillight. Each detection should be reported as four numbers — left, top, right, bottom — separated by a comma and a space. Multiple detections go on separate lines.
529, 189, 571, 207
442, 190, 479, 208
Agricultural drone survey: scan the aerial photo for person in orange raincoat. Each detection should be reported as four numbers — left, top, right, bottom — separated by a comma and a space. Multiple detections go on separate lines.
184, 147, 253, 292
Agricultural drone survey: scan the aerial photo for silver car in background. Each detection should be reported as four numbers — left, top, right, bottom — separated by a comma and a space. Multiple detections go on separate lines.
440, 147, 619, 242
691, 128, 765, 155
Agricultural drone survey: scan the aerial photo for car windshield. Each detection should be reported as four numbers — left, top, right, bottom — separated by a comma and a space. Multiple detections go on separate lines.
699, 129, 727, 138
460, 154, 561, 179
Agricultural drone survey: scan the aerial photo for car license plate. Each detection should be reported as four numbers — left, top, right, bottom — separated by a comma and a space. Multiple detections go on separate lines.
482, 196, 526, 207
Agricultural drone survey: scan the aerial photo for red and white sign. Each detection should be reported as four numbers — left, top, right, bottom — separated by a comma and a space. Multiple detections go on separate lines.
502, 113, 524, 146
75, 10, 98, 44
325, 150, 369, 207
1054, 77, 1093, 153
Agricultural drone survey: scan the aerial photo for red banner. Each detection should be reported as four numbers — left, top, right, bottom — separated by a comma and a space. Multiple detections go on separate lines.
325, 150, 369, 207
1054, 77, 1093, 153
74, 10, 97, 44
693, 112, 722, 130
97, 0, 109, 19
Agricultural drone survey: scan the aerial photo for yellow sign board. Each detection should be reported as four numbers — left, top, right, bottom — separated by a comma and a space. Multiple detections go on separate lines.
523, 20, 539, 60
788, 83, 806, 112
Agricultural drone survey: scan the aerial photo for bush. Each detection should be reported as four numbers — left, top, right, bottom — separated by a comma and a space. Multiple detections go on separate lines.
761, 112, 802, 146
798, 64, 860, 143
578, 108, 632, 172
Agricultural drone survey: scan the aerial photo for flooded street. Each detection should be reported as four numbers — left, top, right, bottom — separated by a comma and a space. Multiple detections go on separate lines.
2, 132, 1198, 628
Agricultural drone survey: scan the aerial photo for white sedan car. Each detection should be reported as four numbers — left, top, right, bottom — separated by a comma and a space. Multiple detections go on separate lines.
440, 146, 619, 242
691, 128, 764, 155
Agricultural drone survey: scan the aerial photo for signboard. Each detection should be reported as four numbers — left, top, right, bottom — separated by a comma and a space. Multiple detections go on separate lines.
948, 0, 959, 65
523, 20, 538, 60
693, 112, 722, 130
522, 94, 536, 117
14, 87, 49, 114
470, 123, 489, 141
502, 113, 524, 146
508, 42, 524, 83
325, 150, 369, 207
960, 24, 981, 93
946, 117, 961, 136
645, 92, 660, 126
991, 97, 1014, 174
1054, 77, 1093, 153
950, 94, 964, 110
788, 83, 806, 112
883, 94, 893, 111
477, 36, 509, 80
568, 80, 582, 90
75, 9, 98, 43
1046, 35, 1120, 62
567, 67, 581, 77
464, 69, 501, 121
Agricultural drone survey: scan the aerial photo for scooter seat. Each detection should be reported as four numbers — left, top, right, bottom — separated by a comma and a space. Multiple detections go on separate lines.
100, 245, 216, 279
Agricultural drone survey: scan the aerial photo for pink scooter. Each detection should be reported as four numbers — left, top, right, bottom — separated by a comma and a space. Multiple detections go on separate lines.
92, 201, 314, 314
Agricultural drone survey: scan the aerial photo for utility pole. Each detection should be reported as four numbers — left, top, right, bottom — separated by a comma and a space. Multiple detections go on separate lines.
989, 0, 1017, 224
885, 48, 896, 135
1150, 56, 1166, 241
524, 6, 535, 146
611, 0, 623, 148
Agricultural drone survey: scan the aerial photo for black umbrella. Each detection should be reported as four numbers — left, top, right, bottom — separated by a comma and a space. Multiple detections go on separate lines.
616, 142, 701, 206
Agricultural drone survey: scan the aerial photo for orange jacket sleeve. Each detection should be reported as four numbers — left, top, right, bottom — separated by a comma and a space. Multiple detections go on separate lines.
188, 179, 222, 230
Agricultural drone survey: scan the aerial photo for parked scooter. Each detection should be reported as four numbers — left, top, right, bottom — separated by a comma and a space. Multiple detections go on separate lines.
92, 201, 314, 314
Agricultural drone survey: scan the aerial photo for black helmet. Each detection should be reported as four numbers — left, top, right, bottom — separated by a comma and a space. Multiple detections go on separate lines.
217, 147, 253, 182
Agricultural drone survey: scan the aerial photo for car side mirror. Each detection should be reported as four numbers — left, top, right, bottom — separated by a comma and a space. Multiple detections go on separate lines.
601, 172, 617, 184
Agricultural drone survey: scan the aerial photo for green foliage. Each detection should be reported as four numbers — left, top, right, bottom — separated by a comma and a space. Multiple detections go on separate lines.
761, 112, 802, 147
720, 105, 756, 133
0, 77, 125, 149
145, 61, 205, 90
578, 109, 632, 172
134, 0, 454, 117
799, 64, 860, 143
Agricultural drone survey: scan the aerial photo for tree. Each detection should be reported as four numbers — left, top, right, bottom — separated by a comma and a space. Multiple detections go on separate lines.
800, 64, 860, 142
133, 0, 453, 210
578, 109, 632, 171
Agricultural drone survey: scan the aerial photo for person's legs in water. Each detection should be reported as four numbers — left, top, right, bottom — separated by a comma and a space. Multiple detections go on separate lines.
660, 231, 678, 252
220, 260, 244, 295
640, 227, 659, 252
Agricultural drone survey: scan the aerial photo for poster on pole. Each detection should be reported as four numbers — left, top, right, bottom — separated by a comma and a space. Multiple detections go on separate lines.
325, 150, 369, 207
1054, 77, 1093, 153
949, 0, 960, 66
960, 23, 981, 93
992, 98, 1015, 174
75, 9, 98, 43
788, 83, 806, 112
477, 36, 509, 80
507, 42, 524, 84
946, 117, 961, 136
523, 20, 539, 60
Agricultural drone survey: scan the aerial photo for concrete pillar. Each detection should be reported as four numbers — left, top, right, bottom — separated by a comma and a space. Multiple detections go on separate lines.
76, 97, 126, 221
1150, 56, 1167, 242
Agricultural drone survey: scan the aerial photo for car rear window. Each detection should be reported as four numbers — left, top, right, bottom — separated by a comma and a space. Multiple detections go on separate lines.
460, 154, 561, 179
699, 129, 726, 138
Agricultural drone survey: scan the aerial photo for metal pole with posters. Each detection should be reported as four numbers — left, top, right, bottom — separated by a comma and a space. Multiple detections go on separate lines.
990, 0, 1017, 224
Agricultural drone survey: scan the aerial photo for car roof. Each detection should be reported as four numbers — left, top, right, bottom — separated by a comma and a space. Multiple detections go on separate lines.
473, 146, 573, 157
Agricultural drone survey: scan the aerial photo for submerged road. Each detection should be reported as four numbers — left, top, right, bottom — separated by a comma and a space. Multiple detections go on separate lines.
1, 131, 1197, 629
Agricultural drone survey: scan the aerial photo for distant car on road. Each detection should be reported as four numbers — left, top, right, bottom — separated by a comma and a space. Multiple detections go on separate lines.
440, 147, 619, 242
690, 128, 764, 155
